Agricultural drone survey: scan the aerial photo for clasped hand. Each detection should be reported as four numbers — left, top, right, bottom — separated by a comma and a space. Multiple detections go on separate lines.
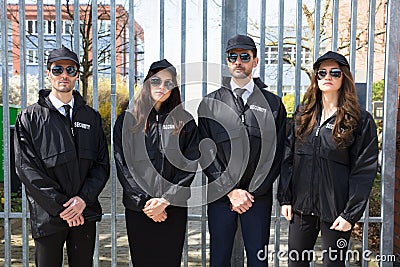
227, 189, 254, 214
143, 198, 170, 222
60, 196, 86, 227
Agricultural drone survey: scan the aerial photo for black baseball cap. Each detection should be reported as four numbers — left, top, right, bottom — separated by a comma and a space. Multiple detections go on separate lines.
225, 34, 256, 52
145, 59, 177, 81
47, 46, 80, 69
313, 51, 350, 69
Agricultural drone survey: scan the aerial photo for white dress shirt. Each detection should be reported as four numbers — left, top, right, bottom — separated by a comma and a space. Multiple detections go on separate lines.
49, 92, 74, 121
230, 79, 254, 104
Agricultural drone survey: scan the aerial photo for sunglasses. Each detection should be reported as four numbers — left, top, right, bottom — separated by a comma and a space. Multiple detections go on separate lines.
227, 52, 251, 63
150, 77, 176, 90
316, 69, 342, 80
51, 66, 78, 77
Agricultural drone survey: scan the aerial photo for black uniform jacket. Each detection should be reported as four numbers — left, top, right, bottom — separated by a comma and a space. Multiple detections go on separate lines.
198, 77, 287, 202
113, 107, 199, 211
278, 108, 378, 225
15, 89, 110, 238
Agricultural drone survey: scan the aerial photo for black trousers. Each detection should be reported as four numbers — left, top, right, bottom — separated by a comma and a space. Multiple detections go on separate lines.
34, 221, 96, 267
288, 212, 352, 267
208, 196, 272, 267
125, 206, 187, 267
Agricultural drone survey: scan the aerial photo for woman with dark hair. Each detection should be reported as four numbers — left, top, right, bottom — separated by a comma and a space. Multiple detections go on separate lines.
113, 59, 199, 266
278, 51, 378, 266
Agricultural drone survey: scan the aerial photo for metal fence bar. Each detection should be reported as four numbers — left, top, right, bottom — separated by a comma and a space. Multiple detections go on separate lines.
37, 0, 44, 90
159, 0, 164, 60
180, 0, 186, 103
1, 1, 11, 266
275, 0, 285, 264
201, 1, 208, 266
361, 1, 376, 266
380, 0, 400, 265
313, 0, 321, 61
128, 0, 135, 103
349, 0, 357, 74
91, 3, 100, 265
92, 3, 99, 111
294, 0, 302, 108
259, 0, 266, 81
365, 0, 376, 112
73, 0, 80, 91
109, 1, 118, 267
182, 2, 187, 262
220, 0, 225, 76
18, 1, 29, 266
331, 0, 339, 51
277, 0, 284, 98
56, 0, 62, 47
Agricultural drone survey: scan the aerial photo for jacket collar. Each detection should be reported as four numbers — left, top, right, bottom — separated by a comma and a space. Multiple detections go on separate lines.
38, 89, 86, 110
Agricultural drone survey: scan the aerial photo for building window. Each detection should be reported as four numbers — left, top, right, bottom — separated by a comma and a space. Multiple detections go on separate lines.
99, 21, 111, 37
7, 20, 13, 34
265, 45, 312, 65
99, 50, 111, 65
63, 21, 73, 34
27, 50, 38, 64
44, 20, 57, 35
265, 46, 278, 64
27, 20, 38, 34
0, 50, 13, 63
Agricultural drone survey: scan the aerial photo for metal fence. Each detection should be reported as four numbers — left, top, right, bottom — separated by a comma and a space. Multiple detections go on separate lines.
1, 0, 399, 266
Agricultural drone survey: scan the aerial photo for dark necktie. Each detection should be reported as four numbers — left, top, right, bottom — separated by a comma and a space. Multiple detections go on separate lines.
63, 105, 71, 123
62, 104, 73, 135
234, 88, 246, 112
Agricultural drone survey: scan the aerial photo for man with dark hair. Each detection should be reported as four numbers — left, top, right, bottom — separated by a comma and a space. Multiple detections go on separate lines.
198, 34, 287, 266
15, 46, 110, 267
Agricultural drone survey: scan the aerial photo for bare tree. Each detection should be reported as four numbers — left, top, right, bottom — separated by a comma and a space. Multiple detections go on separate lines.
248, 0, 386, 80
7, 2, 144, 101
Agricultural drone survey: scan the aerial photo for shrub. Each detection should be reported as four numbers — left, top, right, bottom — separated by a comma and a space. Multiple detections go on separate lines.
86, 76, 132, 143
282, 93, 295, 117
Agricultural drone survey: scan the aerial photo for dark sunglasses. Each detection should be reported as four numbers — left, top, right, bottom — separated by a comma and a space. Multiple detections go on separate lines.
316, 69, 342, 80
227, 52, 251, 63
150, 77, 175, 90
51, 66, 78, 77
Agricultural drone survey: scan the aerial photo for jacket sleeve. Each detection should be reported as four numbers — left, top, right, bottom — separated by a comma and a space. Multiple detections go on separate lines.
113, 112, 149, 210
197, 100, 219, 181
197, 99, 238, 192
14, 112, 68, 216
77, 112, 110, 206
340, 112, 378, 224
277, 110, 297, 205
162, 119, 199, 203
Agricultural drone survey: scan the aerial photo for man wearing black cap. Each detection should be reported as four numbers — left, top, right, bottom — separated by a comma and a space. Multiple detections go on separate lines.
15, 46, 110, 267
198, 34, 287, 266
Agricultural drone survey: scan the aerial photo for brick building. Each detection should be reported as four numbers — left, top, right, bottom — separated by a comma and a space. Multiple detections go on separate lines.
4, 4, 144, 77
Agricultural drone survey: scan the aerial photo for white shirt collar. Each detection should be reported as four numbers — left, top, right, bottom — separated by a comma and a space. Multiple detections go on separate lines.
49, 92, 74, 115
230, 79, 254, 94
230, 79, 254, 103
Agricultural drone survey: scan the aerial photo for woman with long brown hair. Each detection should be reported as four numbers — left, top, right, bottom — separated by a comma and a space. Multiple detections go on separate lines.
113, 59, 199, 266
278, 51, 378, 266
